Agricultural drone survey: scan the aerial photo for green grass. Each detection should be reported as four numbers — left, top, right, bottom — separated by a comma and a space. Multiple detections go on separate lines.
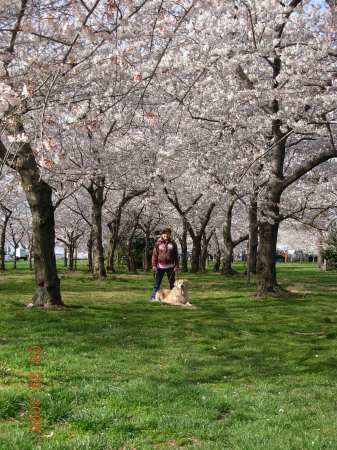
0, 262, 337, 449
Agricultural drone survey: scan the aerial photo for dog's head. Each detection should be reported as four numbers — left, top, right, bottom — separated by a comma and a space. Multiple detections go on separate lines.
174, 279, 189, 292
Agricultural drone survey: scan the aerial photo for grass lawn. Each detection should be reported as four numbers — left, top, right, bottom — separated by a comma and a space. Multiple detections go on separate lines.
0, 262, 337, 449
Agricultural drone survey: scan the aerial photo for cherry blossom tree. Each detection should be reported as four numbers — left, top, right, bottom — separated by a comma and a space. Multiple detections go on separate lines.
152, 0, 337, 294
0, 0, 197, 303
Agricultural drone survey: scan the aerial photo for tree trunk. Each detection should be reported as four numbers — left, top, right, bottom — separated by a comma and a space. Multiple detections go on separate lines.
200, 230, 213, 272
107, 216, 120, 273
221, 197, 248, 275
127, 237, 137, 273
0, 133, 63, 305
256, 221, 279, 295
221, 197, 236, 275
87, 230, 93, 272
92, 198, 106, 278
222, 228, 234, 275
213, 233, 221, 272
178, 219, 188, 272
190, 237, 202, 273
29, 238, 33, 271
162, 187, 215, 274
200, 233, 207, 272
88, 177, 107, 279
13, 244, 17, 269
116, 247, 121, 269
248, 197, 258, 275
255, 104, 285, 296
222, 202, 235, 276
214, 253, 221, 272
143, 231, 151, 272
106, 232, 114, 272
0, 228, 6, 271
64, 246, 68, 268
317, 233, 323, 269
69, 243, 74, 271
0, 211, 11, 271
106, 189, 147, 272
74, 245, 78, 271
256, 176, 282, 296
127, 249, 137, 273
14, 144, 63, 306
29, 183, 63, 306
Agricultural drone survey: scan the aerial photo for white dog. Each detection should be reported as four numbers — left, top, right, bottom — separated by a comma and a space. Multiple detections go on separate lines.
155, 279, 194, 307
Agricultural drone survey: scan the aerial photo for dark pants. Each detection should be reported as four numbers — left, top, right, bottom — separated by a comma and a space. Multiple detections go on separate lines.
150, 267, 175, 299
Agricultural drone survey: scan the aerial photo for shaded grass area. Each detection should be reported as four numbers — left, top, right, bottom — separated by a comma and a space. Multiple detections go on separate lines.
0, 262, 337, 449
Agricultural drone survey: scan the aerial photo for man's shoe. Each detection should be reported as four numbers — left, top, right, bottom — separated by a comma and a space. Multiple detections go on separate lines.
148, 296, 159, 303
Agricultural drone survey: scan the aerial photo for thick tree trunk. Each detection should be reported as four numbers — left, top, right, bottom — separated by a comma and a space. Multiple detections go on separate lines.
191, 238, 202, 273
0, 133, 63, 305
255, 108, 286, 296
256, 172, 282, 296
254, 45, 291, 296
256, 221, 279, 295
88, 177, 107, 279
178, 219, 188, 272
222, 229, 234, 275
29, 183, 63, 306
0, 212, 11, 271
248, 197, 258, 275
13, 144, 63, 306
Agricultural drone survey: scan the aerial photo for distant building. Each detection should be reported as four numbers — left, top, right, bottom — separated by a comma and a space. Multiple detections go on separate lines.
4, 244, 28, 260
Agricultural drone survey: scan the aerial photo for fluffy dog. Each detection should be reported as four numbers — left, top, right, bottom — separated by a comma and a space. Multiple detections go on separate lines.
155, 279, 194, 307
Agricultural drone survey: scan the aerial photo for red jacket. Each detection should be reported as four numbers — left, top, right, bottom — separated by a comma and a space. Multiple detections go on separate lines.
152, 238, 179, 269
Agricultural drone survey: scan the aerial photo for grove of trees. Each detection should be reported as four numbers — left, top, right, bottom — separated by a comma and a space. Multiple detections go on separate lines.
0, 0, 336, 306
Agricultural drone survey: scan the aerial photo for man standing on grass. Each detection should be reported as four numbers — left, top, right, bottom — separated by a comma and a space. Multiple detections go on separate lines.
148, 227, 179, 302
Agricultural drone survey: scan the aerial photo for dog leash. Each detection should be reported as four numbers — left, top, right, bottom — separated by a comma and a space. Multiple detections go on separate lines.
168, 267, 176, 285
